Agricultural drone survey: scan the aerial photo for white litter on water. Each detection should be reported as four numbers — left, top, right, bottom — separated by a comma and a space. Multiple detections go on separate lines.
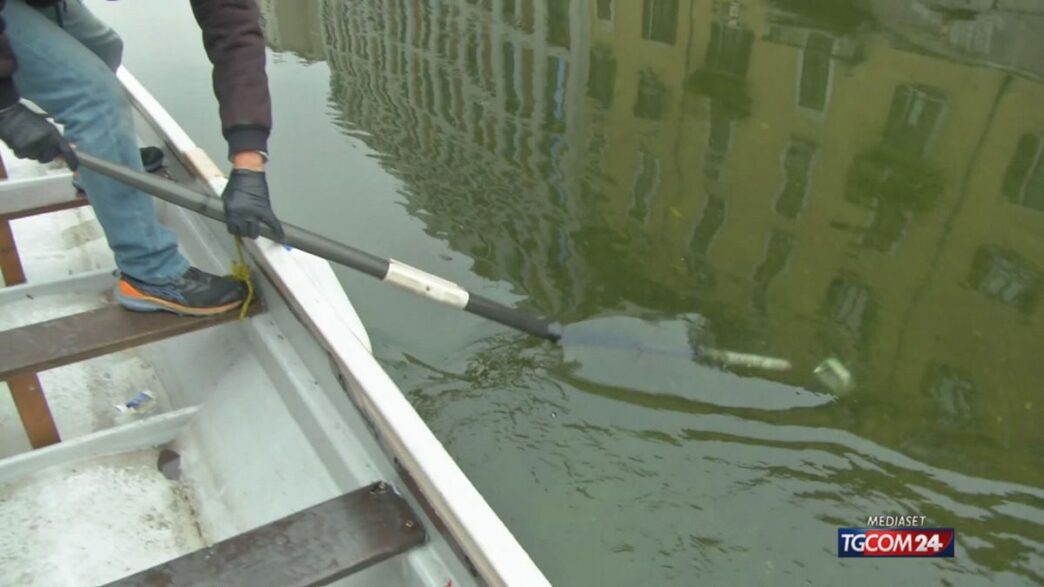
814, 358, 854, 395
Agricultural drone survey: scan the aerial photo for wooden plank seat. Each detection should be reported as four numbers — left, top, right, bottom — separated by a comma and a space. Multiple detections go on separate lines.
106, 481, 427, 587
0, 298, 264, 381
0, 172, 88, 219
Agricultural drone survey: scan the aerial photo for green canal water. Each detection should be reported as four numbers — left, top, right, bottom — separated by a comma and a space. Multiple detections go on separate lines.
97, 1, 1041, 585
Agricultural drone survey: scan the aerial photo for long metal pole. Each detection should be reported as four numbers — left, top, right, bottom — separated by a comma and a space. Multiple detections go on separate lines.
77, 152, 562, 342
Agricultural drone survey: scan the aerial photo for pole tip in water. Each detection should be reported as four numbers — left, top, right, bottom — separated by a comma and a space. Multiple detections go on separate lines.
700, 349, 792, 371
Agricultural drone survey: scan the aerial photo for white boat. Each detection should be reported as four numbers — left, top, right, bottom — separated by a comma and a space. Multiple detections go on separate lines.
0, 68, 550, 587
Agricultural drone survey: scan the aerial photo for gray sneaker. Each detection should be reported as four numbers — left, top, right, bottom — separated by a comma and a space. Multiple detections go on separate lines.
116, 267, 246, 316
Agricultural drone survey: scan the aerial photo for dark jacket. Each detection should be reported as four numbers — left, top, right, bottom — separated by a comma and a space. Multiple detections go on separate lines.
0, 0, 272, 157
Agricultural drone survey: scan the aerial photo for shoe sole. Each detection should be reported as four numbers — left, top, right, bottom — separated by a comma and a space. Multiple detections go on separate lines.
116, 281, 243, 317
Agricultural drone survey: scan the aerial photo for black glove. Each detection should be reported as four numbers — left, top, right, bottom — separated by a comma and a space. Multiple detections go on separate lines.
221, 169, 284, 241
0, 103, 78, 170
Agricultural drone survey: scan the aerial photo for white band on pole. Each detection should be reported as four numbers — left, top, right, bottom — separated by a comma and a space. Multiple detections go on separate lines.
385, 259, 471, 309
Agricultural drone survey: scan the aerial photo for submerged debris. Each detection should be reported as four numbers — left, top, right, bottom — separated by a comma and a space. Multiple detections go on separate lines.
814, 358, 853, 394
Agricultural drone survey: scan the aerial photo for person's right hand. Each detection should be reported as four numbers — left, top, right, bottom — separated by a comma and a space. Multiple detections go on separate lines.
0, 103, 78, 170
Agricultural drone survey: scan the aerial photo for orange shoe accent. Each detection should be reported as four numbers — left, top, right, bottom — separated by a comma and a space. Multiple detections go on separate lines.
117, 278, 243, 317
118, 279, 139, 297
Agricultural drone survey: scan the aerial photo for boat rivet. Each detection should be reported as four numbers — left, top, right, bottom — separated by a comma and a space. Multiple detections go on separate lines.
404, 520, 416, 529
373, 481, 388, 494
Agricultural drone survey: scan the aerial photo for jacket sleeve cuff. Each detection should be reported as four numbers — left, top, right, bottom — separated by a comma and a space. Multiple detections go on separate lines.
225, 125, 270, 161
0, 79, 19, 110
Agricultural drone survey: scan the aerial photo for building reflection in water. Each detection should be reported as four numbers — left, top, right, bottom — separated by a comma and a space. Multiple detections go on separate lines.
260, 0, 1043, 484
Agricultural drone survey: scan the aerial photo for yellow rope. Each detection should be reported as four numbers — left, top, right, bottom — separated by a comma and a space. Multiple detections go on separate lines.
230, 236, 254, 320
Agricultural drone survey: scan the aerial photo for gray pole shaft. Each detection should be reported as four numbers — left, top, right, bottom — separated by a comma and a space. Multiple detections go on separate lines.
77, 153, 561, 341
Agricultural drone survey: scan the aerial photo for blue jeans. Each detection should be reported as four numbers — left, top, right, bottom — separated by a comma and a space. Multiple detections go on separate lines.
3, 0, 189, 283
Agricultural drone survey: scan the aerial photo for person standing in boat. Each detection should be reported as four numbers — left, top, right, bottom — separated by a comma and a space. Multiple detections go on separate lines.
0, 0, 283, 315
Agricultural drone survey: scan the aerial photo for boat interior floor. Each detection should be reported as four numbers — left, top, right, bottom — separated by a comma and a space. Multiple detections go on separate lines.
0, 152, 438, 586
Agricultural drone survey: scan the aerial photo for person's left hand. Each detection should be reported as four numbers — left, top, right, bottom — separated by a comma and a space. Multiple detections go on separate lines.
221, 168, 285, 241
0, 103, 79, 170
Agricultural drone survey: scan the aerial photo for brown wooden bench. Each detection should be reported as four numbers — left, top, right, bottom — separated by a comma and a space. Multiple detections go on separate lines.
0, 299, 263, 381
106, 481, 427, 587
